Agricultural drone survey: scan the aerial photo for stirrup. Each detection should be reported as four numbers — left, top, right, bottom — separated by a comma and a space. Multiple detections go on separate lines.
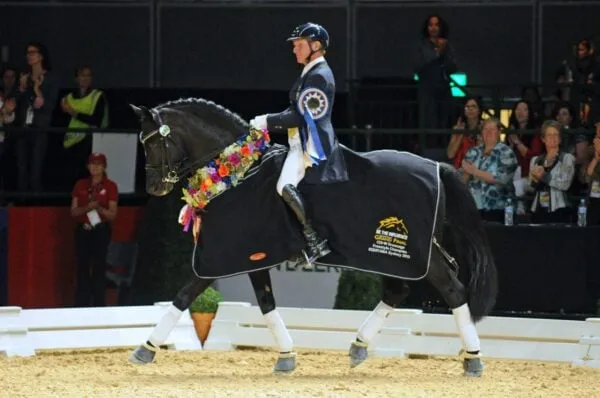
309, 237, 331, 257
295, 246, 328, 270
299, 249, 314, 270
304, 240, 331, 267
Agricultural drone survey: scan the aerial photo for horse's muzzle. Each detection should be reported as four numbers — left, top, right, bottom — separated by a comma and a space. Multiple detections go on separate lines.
146, 172, 174, 197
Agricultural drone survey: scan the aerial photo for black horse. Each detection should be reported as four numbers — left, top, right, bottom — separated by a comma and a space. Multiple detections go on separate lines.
127, 98, 497, 377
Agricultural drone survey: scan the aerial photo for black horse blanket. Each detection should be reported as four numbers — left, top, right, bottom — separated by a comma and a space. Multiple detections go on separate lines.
192, 144, 441, 280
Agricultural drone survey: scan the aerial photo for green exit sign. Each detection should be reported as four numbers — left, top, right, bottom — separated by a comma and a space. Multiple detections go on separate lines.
413, 72, 467, 97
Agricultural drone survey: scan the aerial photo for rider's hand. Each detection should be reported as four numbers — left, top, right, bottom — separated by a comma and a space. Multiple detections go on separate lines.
250, 115, 268, 130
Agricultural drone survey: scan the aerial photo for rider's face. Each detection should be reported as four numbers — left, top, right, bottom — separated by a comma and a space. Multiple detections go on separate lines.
292, 39, 313, 65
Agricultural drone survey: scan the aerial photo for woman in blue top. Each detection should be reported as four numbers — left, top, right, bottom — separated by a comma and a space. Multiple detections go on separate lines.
461, 118, 518, 222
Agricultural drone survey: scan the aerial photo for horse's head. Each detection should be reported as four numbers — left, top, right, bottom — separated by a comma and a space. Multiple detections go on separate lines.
130, 98, 248, 197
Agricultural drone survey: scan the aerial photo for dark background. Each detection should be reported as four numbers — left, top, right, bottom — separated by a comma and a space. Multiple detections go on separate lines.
1, 0, 599, 97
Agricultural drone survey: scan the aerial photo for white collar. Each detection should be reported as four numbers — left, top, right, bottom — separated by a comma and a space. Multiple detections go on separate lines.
301, 56, 325, 77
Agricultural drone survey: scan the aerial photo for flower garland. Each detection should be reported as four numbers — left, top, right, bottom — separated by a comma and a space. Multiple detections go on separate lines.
178, 127, 271, 240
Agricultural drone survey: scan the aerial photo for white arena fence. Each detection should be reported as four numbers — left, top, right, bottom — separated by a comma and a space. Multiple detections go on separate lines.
1, 301, 599, 368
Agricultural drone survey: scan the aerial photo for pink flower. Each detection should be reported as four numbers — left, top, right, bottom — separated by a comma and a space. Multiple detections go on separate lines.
228, 153, 241, 166
210, 171, 221, 183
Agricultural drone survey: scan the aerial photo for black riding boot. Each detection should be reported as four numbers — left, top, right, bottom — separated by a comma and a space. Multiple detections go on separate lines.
281, 184, 331, 262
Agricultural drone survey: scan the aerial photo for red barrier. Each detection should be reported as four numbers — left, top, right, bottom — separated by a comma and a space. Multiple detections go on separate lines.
7, 206, 143, 308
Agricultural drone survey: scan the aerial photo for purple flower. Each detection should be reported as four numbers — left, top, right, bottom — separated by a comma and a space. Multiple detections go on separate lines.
228, 153, 241, 166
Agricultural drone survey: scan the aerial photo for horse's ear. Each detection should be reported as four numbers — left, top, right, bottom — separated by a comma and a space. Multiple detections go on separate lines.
130, 104, 151, 121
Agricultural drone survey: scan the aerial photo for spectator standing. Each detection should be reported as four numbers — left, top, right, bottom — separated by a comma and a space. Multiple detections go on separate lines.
15, 42, 58, 192
414, 14, 457, 130
461, 118, 518, 222
447, 96, 483, 168
528, 120, 576, 223
61, 65, 109, 184
70, 153, 118, 307
583, 122, 600, 225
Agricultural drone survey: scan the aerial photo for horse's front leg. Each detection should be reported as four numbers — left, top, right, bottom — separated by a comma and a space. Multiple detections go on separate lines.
129, 276, 214, 365
248, 269, 296, 374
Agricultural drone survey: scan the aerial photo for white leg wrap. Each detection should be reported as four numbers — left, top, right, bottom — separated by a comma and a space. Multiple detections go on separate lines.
148, 305, 183, 347
264, 309, 294, 353
452, 303, 480, 352
357, 301, 393, 344
276, 134, 306, 196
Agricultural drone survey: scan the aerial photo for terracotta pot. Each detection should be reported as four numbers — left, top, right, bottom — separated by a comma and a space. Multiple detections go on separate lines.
191, 312, 216, 344
105, 288, 119, 306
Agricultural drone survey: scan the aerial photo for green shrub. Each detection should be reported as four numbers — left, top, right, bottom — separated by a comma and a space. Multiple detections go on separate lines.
333, 270, 382, 310
189, 286, 224, 313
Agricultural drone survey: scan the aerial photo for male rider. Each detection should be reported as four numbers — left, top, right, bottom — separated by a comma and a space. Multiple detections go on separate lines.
250, 22, 348, 263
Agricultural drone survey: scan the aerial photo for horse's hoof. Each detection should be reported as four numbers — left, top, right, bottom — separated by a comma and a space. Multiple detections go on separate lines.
463, 357, 484, 377
129, 344, 156, 365
349, 340, 368, 368
273, 352, 296, 374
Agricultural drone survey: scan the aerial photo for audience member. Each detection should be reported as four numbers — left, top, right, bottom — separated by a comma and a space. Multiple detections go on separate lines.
15, 42, 58, 192
1, 67, 17, 99
0, 92, 16, 178
583, 122, 600, 225
447, 96, 483, 168
461, 118, 518, 222
414, 14, 457, 130
521, 86, 544, 125
527, 120, 576, 223
506, 99, 543, 178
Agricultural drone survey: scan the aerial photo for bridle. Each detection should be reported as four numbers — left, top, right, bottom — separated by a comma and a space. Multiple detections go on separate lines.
139, 109, 189, 184
138, 108, 232, 185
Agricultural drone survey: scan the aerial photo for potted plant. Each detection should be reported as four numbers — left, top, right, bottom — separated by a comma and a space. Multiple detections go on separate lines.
189, 286, 224, 344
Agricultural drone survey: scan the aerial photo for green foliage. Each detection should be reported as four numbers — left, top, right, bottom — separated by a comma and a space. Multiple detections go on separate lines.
127, 186, 196, 305
189, 286, 224, 314
333, 270, 383, 310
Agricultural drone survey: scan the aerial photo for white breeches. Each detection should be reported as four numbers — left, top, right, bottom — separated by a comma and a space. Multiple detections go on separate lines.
276, 129, 319, 196
276, 144, 306, 196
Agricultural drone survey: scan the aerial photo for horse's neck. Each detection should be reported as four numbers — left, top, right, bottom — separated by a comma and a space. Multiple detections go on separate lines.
189, 127, 242, 162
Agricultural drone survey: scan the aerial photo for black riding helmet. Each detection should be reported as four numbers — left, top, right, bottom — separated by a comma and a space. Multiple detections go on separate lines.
287, 22, 330, 52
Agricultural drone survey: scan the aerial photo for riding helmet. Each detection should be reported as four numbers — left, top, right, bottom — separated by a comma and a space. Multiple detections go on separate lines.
287, 22, 330, 50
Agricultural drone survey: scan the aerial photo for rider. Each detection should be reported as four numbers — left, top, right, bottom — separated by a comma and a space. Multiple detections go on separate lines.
250, 22, 348, 262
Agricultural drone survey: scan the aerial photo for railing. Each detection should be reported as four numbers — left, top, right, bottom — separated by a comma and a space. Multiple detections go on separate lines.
1, 79, 597, 203
347, 80, 597, 129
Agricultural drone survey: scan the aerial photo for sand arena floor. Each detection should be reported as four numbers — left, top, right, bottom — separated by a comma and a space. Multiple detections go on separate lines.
1, 347, 600, 397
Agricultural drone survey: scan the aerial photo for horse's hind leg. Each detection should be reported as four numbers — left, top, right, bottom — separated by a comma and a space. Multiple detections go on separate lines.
248, 269, 296, 374
349, 275, 409, 368
426, 244, 484, 377
129, 276, 214, 365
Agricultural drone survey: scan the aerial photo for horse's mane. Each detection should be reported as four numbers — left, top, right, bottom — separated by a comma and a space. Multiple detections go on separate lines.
154, 97, 249, 137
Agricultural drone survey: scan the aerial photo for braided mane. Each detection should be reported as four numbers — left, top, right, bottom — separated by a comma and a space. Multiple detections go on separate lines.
154, 97, 249, 136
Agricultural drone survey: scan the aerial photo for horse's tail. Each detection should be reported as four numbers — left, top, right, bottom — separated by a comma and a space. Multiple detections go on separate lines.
438, 162, 498, 323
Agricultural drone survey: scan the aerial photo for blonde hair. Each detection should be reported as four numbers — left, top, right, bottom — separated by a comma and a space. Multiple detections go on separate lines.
480, 117, 502, 132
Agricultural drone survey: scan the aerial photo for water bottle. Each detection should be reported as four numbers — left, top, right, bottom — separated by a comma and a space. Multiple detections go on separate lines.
578, 198, 587, 227
504, 198, 514, 226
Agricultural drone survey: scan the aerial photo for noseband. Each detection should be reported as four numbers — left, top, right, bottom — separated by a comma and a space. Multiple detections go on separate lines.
139, 109, 187, 184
